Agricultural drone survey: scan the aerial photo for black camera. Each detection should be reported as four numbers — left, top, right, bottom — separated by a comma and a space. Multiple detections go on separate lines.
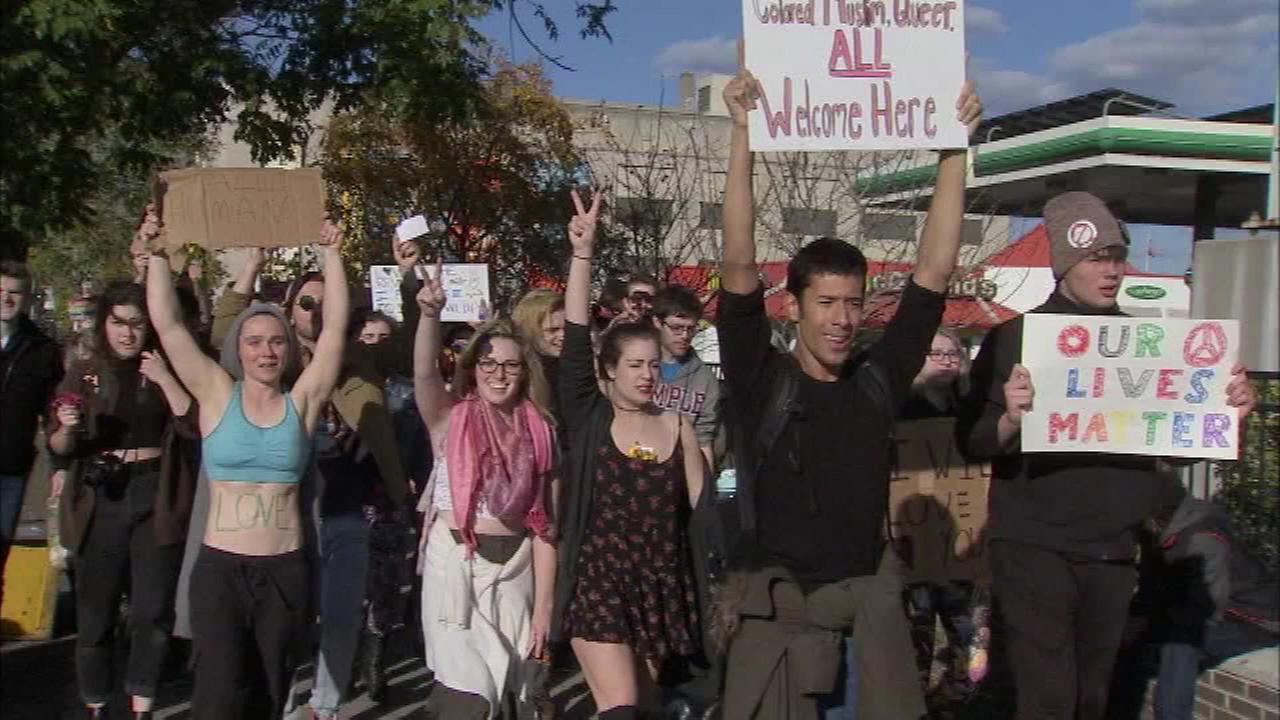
81, 454, 125, 489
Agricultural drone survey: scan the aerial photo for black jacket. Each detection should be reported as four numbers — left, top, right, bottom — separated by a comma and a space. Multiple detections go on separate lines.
0, 314, 62, 476
956, 292, 1183, 560
1157, 497, 1279, 635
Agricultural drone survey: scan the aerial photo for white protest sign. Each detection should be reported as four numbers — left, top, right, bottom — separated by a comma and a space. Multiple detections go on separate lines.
742, 0, 968, 151
369, 265, 405, 322
368, 263, 492, 324
396, 215, 429, 242
1021, 315, 1241, 460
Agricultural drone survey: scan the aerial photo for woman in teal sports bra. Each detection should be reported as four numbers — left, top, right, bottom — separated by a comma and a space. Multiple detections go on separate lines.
142, 207, 350, 720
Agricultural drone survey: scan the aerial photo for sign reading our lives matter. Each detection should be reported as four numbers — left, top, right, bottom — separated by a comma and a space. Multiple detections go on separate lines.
742, 0, 968, 151
1022, 315, 1241, 460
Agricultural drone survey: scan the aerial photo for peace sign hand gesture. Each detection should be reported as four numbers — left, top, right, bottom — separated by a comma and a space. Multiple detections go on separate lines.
568, 188, 603, 257
416, 258, 447, 319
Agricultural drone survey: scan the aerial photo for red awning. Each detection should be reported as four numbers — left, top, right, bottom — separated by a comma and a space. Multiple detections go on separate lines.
863, 292, 1019, 330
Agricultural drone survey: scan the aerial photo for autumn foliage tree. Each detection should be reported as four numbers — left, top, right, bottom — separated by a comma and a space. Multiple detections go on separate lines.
2, 0, 617, 256
323, 61, 616, 306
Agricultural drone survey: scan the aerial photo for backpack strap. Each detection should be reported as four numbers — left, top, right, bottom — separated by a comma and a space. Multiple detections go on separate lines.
737, 357, 800, 537
857, 361, 902, 549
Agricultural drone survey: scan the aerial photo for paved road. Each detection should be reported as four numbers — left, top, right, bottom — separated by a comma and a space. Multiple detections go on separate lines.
0, 631, 597, 720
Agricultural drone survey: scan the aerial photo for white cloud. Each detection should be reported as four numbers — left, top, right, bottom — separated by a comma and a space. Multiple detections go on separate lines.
1137, 0, 1277, 24
977, 0, 1278, 116
973, 66, 1070, 116
655, 35, 738, 75
966, 6, 1008, 35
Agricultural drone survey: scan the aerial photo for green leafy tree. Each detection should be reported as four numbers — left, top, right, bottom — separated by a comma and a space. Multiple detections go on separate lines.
1216, 377, 1279, 568
2, 0, 616, 255
323, 60, 626, 308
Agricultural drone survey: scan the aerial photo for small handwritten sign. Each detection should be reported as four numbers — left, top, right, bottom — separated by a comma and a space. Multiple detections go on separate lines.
155, 168, 327, 249
742, 0, 968, 151
368, 263, 492, 323
889, 417, 991, 584
1021, 315, 1240, 460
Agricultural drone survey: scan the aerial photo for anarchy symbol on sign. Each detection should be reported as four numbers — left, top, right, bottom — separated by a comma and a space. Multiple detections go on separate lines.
1183, 322, 1228, 368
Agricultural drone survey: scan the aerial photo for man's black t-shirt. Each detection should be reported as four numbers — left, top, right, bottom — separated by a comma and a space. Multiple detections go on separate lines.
717, 279, 945, 586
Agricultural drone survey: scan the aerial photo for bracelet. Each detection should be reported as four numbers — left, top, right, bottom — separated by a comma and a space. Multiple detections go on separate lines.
572, 253, 592, 261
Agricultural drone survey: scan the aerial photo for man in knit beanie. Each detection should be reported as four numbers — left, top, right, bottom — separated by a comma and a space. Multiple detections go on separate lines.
956, 191, 1258, 719
1045, 190, 1129, 283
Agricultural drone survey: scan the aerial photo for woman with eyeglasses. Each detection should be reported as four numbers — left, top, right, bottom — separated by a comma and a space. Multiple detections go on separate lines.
48, 279, 197, 720
412, 260, 559, 719
144, 211, 350, 720
555, 191, 705, 719
899, 328, 993, 708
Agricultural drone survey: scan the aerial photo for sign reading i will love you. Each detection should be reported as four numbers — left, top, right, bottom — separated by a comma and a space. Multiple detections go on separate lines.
742, 0, 969, 151
1021, 315, 1241, 460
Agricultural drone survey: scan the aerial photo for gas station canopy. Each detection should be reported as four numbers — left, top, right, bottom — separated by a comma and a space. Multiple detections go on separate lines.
857, 89, 1275, 229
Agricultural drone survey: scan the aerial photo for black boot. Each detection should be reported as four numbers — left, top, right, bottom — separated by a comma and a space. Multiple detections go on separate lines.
362, 630, 388, 703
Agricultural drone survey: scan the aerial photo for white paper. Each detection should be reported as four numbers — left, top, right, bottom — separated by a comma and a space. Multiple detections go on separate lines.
369, 265, 406, 322
438, 264, 491, 322
367, 263, 492, 324
395, 215, 429, 242
742, 0, 969, 151
1020, 315, 1240, 460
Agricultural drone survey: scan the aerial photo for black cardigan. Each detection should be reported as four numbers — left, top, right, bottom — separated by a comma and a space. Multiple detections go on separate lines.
552, 321, 614, 639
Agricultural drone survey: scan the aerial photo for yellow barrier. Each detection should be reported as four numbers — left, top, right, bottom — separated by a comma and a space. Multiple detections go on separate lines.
1, 544, 59, 640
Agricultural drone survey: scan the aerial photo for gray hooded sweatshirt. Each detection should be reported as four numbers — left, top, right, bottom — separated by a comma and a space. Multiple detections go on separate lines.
654, 352, 722, 449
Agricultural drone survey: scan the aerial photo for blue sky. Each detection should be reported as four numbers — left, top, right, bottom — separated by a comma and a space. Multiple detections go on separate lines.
480, 1, 1279, 274
481, 0, 1278, 115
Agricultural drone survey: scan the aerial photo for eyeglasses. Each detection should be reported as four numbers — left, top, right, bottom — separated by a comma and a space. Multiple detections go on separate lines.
627, 292, 653, 306
297, 295, 318, 311
661, 320, 697, 337
477, 358, 524, 375
927, 350, 963, 363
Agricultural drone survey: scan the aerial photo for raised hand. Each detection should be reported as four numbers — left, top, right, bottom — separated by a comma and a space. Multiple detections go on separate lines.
416, 258, 447, 318
318, 216, 344, 250
392, 234, 423, 274
723, 41, 762, 129
568, 188, 603, 257
1225, 363, 1257, 421
1003, 364, 1035, 427
956, 79, 984, 138
244, 247, 267, 271
137, 203, 165, 251
139, 350, 175, 386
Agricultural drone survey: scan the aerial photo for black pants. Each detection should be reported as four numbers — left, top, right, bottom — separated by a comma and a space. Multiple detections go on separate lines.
991, 540, 1136, 720
190, 545, 310, 720
75, 471, 183, 704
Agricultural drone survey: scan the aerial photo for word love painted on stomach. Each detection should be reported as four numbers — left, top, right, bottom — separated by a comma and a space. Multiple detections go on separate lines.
1021, 315, 1240, 460
743, 0, 968, 151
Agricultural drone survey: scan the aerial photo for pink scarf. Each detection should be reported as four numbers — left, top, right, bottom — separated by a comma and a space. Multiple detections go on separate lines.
445, 394, 555, 554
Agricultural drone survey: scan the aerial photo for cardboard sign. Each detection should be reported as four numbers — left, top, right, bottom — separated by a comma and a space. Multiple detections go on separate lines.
154, 168, 327, 249
1021, 315, 1240, 460
742, 0, 968, 151
368, 263, 492, 323
889, 417, 991, 584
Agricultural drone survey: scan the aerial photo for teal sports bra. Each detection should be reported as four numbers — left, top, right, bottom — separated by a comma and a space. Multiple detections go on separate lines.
203, 383, 309, 484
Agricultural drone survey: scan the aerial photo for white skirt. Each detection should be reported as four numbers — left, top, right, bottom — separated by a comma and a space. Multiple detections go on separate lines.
420, 521, 534, 717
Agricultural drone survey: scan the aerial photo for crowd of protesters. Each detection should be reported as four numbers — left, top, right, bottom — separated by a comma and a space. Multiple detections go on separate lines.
1, 60, 1277, 720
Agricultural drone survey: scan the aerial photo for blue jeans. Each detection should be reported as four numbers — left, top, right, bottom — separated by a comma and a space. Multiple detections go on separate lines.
1154, 619, 1274, 720
0, 473, 26, 545
816, 634, 859, 719
307, 512, 370, 716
